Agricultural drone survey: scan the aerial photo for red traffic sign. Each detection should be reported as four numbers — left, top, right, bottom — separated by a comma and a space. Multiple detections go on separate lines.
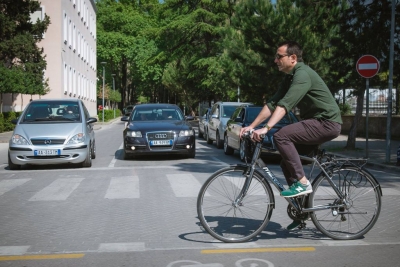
356, 55, 380, 78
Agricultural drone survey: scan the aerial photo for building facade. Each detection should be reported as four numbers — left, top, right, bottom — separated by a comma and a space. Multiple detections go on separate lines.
3, 0, 98, 116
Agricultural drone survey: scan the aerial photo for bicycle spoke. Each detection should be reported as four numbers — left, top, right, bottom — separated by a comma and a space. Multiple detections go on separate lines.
310, 166, 381, 240
197, 166, 273, 242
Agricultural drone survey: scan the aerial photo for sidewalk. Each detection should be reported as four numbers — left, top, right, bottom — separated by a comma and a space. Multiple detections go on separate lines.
321, 135, 399, 172
1, 122, 399, 172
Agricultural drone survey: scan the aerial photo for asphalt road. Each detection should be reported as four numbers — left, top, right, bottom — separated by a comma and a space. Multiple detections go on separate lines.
0, 121, 399, 267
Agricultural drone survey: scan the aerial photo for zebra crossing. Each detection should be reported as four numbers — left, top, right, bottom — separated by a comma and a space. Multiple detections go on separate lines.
1, 173, 399, 202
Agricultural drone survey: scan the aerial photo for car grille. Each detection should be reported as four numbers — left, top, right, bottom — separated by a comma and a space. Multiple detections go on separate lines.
30, 139, 66, 145
146, 131, 175, 150
146, 132, 175, 140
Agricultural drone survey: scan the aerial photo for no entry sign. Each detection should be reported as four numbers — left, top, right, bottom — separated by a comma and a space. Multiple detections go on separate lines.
356, 55, 380, 78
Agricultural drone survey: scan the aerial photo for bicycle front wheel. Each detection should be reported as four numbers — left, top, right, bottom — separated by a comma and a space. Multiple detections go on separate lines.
197, 165, 274, 243
310, 166, 381, 240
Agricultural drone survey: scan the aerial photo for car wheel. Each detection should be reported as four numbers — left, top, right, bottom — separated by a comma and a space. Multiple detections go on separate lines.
198, 126, 203, 139
8, 152, 21, 170
91, 140, 96, 159
224, 135, 234, 155
121, 147, 132, 160
81, 143, 92, 167
206, 128, 213, 144
239, 140, 246, 162
216, 131, 223, 149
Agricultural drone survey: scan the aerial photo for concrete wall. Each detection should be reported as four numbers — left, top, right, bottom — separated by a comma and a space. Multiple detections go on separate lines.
341, 115, 400, 140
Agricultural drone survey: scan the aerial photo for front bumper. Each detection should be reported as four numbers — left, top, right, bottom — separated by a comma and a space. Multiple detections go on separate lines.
124, 135, 195, 155
9, 144, 89, 166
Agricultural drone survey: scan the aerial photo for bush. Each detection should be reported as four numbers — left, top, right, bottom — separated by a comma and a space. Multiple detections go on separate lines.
0, 111, 22, 133
97, 109, 121, 122
338, 103, 352, 115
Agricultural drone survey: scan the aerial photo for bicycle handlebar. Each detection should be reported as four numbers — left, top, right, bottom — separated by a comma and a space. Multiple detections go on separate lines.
243, 130, 265, 140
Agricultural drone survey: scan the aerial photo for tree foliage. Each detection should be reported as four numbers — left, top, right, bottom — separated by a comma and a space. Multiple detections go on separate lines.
0, 0, 51, 99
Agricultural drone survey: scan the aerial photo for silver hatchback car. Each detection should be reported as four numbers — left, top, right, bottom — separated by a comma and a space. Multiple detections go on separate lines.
8, 99, 97, 170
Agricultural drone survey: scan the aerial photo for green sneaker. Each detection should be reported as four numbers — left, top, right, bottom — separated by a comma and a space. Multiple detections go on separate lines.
281, 181, 312, 198
287, 220, 302, 230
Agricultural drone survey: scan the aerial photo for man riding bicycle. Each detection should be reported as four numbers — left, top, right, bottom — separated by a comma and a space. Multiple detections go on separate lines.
240, 41, 342, 230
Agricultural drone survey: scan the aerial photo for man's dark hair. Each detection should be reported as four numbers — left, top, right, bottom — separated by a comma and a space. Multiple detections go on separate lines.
278, 41, 303, 62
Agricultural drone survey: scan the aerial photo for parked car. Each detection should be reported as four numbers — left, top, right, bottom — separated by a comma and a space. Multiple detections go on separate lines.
206, 101, 252, 148
198, 108, 211, 139
224, 105, 299, 161
121, 103, 196, 159
8, 99, 97, 170
123, 105, 135, 116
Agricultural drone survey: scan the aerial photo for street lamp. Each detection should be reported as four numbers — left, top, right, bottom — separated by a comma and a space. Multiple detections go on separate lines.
112, 74, 116, 119
101, 62, 106, 123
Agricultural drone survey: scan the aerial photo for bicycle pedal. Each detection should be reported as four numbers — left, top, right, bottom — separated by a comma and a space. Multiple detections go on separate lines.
298, 222, 307, 229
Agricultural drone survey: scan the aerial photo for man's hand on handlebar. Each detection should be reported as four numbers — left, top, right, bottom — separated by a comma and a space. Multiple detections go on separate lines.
240, 126, 253, 138
252, 128, 268, 142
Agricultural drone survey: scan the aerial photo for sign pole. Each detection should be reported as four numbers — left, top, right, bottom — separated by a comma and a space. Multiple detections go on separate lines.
365, 78, 369, 158
356, 55, 380, 160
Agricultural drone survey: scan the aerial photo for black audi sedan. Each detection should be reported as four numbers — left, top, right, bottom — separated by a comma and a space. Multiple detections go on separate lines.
121, 103, 196, 159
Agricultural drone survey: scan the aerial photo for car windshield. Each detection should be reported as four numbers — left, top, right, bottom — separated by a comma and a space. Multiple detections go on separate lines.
131, 108, 183, 121
21, 101, 81, 123
222, 105, 240, 118
245, 107, 263, 122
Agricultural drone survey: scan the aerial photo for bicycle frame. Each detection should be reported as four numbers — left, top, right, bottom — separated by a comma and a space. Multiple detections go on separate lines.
239, 137, 362, 216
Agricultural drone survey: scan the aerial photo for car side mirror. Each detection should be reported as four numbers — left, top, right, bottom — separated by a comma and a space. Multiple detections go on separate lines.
121, 116, 129, 122
234, 117, 242, 123
87, 117, 97, 124
11, 118, 19, 125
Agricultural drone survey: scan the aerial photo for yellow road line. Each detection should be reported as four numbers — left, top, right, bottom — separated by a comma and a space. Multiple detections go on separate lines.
201, 247, 315, 254
0, 253, 85, 261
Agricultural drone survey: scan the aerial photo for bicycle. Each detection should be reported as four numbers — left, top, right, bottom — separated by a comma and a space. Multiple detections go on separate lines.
197, 132, 382, 242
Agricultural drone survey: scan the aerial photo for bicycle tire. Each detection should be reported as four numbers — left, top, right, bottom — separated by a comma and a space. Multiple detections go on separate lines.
197, 165, 274, 243
310, 165, 381, 240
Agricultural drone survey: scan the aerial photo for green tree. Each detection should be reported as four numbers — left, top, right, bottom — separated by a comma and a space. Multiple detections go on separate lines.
96, 0, 160, 108
156, 0, 237, 109
330, 0, 400, 149
0, 0, 51, 111
223, 0, 346, 104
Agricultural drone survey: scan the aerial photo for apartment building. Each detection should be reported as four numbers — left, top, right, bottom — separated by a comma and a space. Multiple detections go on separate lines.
3, 0, 98, 116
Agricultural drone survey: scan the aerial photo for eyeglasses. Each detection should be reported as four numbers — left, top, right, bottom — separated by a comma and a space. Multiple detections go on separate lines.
275, 53, 290, 59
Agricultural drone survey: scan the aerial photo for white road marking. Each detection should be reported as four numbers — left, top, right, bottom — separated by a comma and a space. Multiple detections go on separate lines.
0, 246, 30, 255
167, 173, 207, 197
108, 143, 123, 168
104, 176, 140, 199
29, 178, 83, 201
0, 179, 31, 196
98, 242, 145, 252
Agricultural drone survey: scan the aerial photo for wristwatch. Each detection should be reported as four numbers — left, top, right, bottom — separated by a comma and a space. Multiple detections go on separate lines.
264, 124, 271, 131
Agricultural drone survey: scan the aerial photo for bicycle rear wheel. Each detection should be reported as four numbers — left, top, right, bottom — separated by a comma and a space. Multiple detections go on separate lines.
197, 165, 274, 243
310, 166, 381, 240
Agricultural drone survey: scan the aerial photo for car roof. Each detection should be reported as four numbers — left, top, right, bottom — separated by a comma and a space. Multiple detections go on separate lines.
215, 102, 251, 105
134, 103, 179, 109
29, 99, 80, 103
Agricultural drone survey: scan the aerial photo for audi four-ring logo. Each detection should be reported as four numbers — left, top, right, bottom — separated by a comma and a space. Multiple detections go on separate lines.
44, 139, 51, 145
155, 134, 167, 138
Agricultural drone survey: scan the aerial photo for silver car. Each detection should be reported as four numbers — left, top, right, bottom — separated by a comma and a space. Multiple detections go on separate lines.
206, 101, 251, 148
8, 99, 97, 170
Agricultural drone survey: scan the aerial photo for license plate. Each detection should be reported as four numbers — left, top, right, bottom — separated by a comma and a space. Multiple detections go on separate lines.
34, 149, 60, 156
150, 140, 172, 146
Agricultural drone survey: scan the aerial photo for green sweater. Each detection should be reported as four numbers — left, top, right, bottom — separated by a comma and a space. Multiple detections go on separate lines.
266, 62, 342, 124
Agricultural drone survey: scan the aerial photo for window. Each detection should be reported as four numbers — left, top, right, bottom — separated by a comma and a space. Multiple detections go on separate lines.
63, 11, 67, 43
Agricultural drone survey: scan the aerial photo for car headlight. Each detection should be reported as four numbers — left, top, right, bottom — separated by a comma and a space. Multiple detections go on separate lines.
127, 131, 142, 137
11, 134, 30, 145
67, 133, 85, 144
179, 130, 194, 137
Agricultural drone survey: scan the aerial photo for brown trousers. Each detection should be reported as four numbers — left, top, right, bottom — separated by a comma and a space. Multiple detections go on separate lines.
273, 119, 341, 186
